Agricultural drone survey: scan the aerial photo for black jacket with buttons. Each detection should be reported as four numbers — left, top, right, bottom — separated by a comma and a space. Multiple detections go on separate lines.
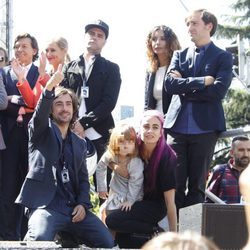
61, 55, 121, 139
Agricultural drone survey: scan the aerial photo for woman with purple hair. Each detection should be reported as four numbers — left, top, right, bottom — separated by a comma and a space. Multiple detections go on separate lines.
106, 110, 177, 248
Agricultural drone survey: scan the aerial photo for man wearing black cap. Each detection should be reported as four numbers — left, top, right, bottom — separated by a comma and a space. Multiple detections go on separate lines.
61, 19, 121, 204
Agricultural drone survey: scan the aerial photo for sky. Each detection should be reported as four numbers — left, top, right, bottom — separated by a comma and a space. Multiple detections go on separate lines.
11, 0, 235, 119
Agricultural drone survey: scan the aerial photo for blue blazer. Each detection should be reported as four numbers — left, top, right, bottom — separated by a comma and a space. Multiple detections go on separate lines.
163, 42, 233, 132
15, 90, 92, 209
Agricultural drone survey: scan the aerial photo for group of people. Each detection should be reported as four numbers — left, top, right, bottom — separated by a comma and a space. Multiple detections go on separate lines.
0, 7, 248, 249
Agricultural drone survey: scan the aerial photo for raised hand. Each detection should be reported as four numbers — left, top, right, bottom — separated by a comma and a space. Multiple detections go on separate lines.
11, 59, 26, 82
38, 52, 47, 77
46, 64, 64, 91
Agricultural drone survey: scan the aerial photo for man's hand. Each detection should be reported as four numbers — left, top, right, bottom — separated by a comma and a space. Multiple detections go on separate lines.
72, 120, 85, 138
46, 64, 64, 91
120, 201, 132, 211
72, 204, 86, 223
204, 76, 215, 86
11, 59, 26, 82
169, 70, 182, 78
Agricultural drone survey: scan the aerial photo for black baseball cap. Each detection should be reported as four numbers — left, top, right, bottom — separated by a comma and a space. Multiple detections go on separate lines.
85, 19, 109, 39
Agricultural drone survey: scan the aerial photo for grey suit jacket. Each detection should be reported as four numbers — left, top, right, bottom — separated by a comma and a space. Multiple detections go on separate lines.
15, 89, 92, 209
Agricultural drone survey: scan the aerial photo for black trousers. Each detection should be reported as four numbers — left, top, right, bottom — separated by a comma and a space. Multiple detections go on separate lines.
91, 136, 112, 205
168, 132, 218, 210
106, 200, 166, 233
1, 126, 28, 240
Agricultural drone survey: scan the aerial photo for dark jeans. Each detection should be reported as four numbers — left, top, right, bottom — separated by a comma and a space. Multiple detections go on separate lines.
26, 208, 114, 248
168, 132, 218, 210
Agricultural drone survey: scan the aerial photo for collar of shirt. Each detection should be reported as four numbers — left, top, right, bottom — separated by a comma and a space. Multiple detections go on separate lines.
83, 55, 96, 81
195, 41, 212, 53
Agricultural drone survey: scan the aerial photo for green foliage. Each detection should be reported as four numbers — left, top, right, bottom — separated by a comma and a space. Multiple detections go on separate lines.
223, 88, 250, 128
216, 0, 250, 39
211, 88, 250, 168
89, 176, 100, 216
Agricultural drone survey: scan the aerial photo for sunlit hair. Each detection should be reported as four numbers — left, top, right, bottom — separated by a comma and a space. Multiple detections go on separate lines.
0, 47, 8, 64
14, 33, 39, 61
51, 86, 78, 128
232, 135, 250, 150
107, 124, 138, 158
146, 25, 181, 73
142, 231, 219, 250
47, 37, 71, 63
138, 110, 176, 193
185, 9, 218, 37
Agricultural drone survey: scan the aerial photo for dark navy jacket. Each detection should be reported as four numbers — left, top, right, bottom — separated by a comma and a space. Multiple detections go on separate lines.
15, 90, 92, 209
163, 42, 233, 132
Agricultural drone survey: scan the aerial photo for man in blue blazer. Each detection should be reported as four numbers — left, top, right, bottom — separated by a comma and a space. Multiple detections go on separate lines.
61, 20, 121, 204
163, 9, 233, 210
15, 68, 114, 248
0, 33, 40, 240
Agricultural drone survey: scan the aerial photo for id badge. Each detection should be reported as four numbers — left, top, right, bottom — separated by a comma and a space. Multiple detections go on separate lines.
61, 168, 70, 183
81, 86, 89, 98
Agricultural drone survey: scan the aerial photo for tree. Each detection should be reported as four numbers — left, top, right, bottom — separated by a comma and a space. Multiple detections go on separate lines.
211, 88, 250, 166
216, 0, 250, 39
223, 88, 250, 129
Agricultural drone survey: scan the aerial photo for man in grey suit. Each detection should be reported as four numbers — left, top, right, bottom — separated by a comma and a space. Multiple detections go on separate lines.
15, 66, 114, 248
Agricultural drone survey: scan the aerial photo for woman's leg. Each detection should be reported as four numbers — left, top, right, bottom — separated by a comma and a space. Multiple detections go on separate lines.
106, 200, 166, 234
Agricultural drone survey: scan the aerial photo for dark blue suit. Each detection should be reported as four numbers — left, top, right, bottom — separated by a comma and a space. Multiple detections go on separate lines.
16, 89, 114, 248
0, 64, 39, 240
163, 42, 233, 209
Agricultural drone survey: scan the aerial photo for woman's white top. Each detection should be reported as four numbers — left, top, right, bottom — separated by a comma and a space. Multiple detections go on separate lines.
153, 65, 167, 114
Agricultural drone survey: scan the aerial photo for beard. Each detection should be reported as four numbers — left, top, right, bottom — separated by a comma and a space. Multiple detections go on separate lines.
235, 156, 250, 169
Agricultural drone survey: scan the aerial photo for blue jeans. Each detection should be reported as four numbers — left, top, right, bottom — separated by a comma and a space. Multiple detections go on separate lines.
25, 208, 114, 248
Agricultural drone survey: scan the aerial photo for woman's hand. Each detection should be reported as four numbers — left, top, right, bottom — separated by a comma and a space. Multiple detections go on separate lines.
38, 52, 47, 77
98, 191, 108, 200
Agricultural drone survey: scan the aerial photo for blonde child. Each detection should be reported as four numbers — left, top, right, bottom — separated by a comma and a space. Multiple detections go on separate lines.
96, 123, 144, 218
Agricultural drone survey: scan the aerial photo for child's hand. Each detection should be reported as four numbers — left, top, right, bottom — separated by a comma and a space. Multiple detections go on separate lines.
98, 191, 108, 200
120, 201, 132, 211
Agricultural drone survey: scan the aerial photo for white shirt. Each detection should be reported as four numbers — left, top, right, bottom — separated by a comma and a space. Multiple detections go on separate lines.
153, 65, 167, 114
78, 55, 102, 140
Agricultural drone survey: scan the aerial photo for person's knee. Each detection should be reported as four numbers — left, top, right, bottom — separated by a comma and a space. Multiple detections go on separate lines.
105, 214, 114, 229
25, 227, 54, 241
97, 234, 114, 248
